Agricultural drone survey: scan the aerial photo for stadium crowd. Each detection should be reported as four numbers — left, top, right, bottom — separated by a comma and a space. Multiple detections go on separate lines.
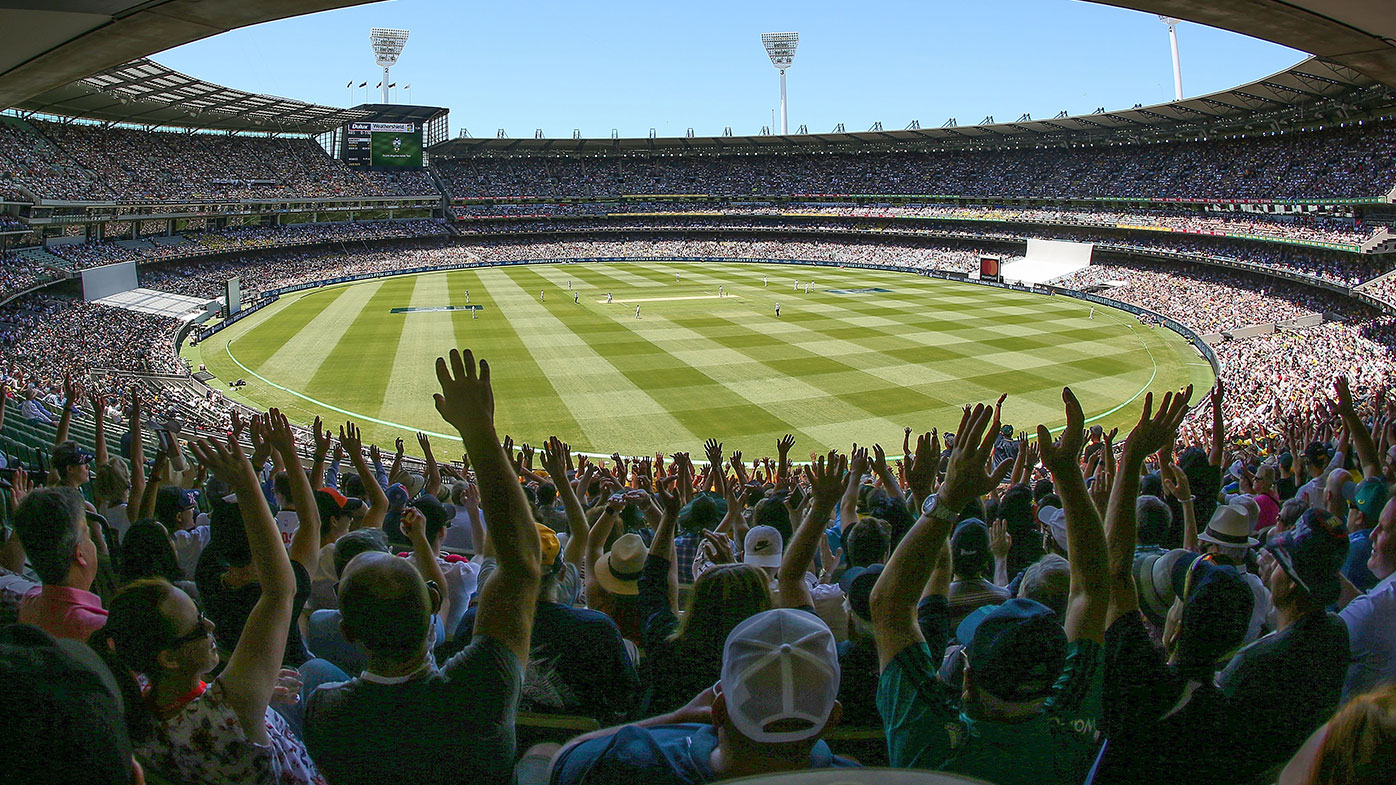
3, 226, 1396, 785
449, 216, 1389, 286
45, 219, 450, 271
434, 119, 1396, 200
0, 120, 440, 202
454, 202, 1380, 247
4, 341, 1396, 785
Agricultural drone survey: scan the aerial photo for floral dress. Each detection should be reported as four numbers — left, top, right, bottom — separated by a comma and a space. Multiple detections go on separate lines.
137, 680, 324, 785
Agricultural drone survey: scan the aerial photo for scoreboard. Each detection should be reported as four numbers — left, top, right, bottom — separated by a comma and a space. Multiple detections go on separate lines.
344, 122, 423, 168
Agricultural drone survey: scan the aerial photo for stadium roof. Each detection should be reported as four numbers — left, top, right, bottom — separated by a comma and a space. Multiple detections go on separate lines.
14, 58, 371, 134
0, 1, 382, 111
1092, 1, 1396, 90
430, 57, 1391, 156
348, 103, 449, 127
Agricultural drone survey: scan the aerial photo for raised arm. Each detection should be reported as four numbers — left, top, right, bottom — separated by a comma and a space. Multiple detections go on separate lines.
309, 416, 330, 489
1105, 388, 1194, 628
779, 451, 845, 609
54, 373, 80, 449
390, 436, 405, 487
417, 432, 443, 498
1333, 376, 1381, 480
340, 422, 388, 529
1208, 380, 1225, 467
541, 437, 588, 568
190, 433, 294, 745
128, 388, 147, 510
433, 349, 541, 663
872, 405, 1010, 671
871, 443, 905, 501
401, 505, 450, 634
1036, 387, 1109, 644
775, 433, 795, 488
89, 391, 108, 467
840, 445, 867, 532
1161, 460, 1197, 552
263, 410, 320, 572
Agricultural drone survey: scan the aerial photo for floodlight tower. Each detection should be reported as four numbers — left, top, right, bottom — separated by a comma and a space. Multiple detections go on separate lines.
1158, 16, 1183, 100
370, 28, 409, 104
761, 32, 799, 135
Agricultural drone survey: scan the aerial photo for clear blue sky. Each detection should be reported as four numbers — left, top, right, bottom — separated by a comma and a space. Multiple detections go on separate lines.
157, 0, 1303, 139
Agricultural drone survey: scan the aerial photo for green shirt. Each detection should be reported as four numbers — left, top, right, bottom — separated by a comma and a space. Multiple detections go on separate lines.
877, 638, 1103, 785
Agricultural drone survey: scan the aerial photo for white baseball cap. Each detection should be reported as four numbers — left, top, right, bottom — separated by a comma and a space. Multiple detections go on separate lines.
1037, 506, 1069, 554
720, 609, 840, 743
743, 525, 784, 569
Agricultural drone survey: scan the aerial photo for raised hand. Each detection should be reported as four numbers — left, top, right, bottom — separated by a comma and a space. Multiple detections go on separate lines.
539, 435, 570, 478
871, 443, 891, 476
312, 416, 332, 454
187, 434, 254, 487
433, 349, 496, 434
263, 408, 298, 457
806, 450, 848, 510
1161, 461, 1192, 501
394, 437, 405, 457
703, 438, 723, 468
400, 504, 428, 544
247, 413, 273, 467
88, 391, 107, 416
10, 466, 31, 507
938, 403, 1013, 511
368, 442, 381, 465
1036, 387, 1087, 477
653, 476, 682, 519
63, 372, 82, 403
699, 529, 735, 564
776, 434, 795, 456
848, 444, 869, 478
520, 442, 534, 470
990, 518, 1012, 560
229, 407, 245, 437
1123, 387, 1195, 463
906, 431, 939, 498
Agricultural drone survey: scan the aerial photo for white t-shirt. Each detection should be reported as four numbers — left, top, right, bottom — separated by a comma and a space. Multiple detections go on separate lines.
439, 557, 481, 639
274, 510, 299, 547
172, 525, 211, 580
98, 502, 132, 543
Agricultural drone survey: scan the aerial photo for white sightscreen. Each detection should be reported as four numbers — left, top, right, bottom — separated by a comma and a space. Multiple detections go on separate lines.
1025, 239, 1094, 265
226, 277, 242, 315
80, 261, 139, 301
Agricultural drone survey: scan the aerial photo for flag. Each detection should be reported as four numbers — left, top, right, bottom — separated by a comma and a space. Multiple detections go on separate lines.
346, 81, 353, 88
358, 81, 367, 88
375, 82, 382, 89
403, 84, 411, 90
389, 82, 397, 88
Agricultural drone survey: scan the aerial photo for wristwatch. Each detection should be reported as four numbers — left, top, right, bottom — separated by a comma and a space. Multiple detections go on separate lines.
921, 494, 958, 523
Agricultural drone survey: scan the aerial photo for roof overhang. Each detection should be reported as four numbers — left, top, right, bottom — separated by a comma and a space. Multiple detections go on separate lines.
431, 57, 1391, 157
14, 58, 372, 134
1088, 1, 1396, 89
0, 1, 382, 110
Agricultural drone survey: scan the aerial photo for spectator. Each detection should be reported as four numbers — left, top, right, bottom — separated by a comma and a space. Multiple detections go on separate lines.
13, 486, 106, 642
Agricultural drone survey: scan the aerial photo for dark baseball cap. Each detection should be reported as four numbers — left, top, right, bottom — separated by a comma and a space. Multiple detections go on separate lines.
52, 442, 93, 471
957, 598, 1067, 703
154, 486, 197, 522
1342, 477, 1389, 520
845, 563, 884, 622
1303, 441, 1330, 464
1266, 507, 1348, 606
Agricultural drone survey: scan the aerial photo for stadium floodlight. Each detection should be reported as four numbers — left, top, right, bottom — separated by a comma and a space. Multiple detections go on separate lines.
761, 32, 799, 135
1158, 16, 1183, 100
369, 28, 409, 104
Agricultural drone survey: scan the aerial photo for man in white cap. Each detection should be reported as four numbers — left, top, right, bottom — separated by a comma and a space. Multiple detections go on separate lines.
1195, 502, 1271, 643
549, 608, 853, 783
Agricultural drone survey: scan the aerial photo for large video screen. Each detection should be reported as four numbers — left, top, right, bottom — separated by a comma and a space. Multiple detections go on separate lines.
344, 122, 423, 168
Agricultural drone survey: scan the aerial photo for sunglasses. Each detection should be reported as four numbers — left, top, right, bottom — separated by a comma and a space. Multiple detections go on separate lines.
170, 611, 213, 648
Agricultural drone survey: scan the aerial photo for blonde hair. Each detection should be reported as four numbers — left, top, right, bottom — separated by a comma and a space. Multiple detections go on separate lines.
1307, 685, 1396, 785
91, 459, 131, 503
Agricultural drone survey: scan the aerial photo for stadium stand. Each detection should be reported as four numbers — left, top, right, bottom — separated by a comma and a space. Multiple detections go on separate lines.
6, 12, 1396, 784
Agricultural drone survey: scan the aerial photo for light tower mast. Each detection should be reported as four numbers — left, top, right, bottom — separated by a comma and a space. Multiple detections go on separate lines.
761, 32, 800, 135
369, 28, 409, 104
1158, 16, 1183, 100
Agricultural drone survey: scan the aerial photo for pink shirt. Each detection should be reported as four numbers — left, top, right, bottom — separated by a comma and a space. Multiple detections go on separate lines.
19, 584, 107, 642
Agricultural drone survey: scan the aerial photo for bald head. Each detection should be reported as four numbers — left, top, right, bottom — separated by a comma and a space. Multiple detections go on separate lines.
338, 552, 431, 662
1325, 469, 1352, 518
1369, 497, 1396, 581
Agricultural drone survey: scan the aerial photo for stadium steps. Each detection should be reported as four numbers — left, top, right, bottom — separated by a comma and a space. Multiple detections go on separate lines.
13, 246, 73, 275
1359, 226, 1396, 255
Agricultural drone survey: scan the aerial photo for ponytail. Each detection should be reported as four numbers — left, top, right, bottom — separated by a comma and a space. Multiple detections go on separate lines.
95, 578, 178, 744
